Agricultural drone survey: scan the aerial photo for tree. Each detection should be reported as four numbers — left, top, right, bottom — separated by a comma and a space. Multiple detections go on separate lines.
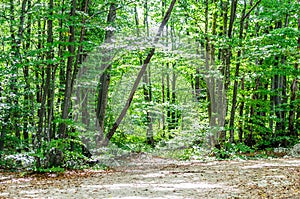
95, 3, 116, 147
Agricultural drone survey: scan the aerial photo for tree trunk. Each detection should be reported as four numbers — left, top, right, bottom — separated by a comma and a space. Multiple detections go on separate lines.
57, 0, 66, 137
142, 0, 154, 145
23, 0, 32, 149
95, 3, 116, 147
171, 63, 177, 129
245, 78, 260, 146
35, 0, 46, 167
273, 21, 286, 138
204, 0, 227, 148
0, 84, 7, 153
288, 7, 299, 137
161, 64, 166, 133
59, 0, 76, 138
238, 78, 245, 143
229, 0, 251, 143
45, 0, 54, 142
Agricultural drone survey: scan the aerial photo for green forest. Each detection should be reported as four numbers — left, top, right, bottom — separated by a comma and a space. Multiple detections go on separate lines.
0, 0, 299, 171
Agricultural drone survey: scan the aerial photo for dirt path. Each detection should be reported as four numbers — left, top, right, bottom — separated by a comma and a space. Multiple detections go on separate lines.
1, 156, 300, 199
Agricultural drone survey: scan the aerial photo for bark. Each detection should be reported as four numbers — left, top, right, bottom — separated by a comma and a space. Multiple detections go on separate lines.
161, 0, 166, 134
71, 0, 89, 150
36, 7, 46, 160
57, 0, 66, 134
142, 1, 154, 145
45, 0, 54, 141
0, 85, 7, 153
229, 0, 248, 143
168, 25, 177, 131
238, 78, 245, 143
166, 63, 171, 129
195, 66, 201, 101
162, 65, 166, 132
245, 78, 260, 146
23, 0, 32, 149
165, 25, 171, 130
59, 0, 76, 138
171, 63, 177, 129
79, 0, 90, 127
95, 3, 116, 147
223, 0, 237, 92
102, 0, 177, 146
204, 0, 214, 147
273, 21, 286, 137
205, 0, 226, 148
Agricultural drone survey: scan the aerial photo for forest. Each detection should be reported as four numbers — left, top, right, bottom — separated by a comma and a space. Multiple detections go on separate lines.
0, 0, 299, 172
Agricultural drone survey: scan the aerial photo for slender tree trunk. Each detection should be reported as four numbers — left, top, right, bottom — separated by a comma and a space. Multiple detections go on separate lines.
35, 1, 46, 167
223, 0, 237, 92
204, 0, 214, 148
171, 63, 177, 129
229, 0, 247, 143
238, 78, 245, 142
59, 0, 76, 138
164, 7, 171, 132
195, 66, 201, 101
45, 0, 54, 142
245, 78, 260, 146
166, 63, 171, 130
70, 0, 89, 152
273, 21, 286, 138
0, 84, 7, 153
23, 0, 32, 149
288, 8, 299, 137
162, 64, 166, 133
57, 0, 66, 135
161, 0, 166, 134
95, 3, 116, 147
36, 19, 45, 137
142, 0, 154, 145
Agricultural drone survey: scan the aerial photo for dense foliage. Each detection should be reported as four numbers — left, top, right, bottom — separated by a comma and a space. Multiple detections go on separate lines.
0, 0, 299, 170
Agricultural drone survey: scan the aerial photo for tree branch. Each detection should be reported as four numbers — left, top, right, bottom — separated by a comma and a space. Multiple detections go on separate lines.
241, 0, 262, 21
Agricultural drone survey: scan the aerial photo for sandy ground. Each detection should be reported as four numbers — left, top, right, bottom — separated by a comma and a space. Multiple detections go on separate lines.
1, 155, 300, 199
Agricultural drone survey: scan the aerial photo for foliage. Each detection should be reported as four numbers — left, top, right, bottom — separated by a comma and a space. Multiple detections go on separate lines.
212, 142, 255, 160
0, 153, 35, 171
0, 0, 299, 172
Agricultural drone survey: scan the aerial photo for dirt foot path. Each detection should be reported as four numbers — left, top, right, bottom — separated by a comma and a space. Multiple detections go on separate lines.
1, 156, 300, 199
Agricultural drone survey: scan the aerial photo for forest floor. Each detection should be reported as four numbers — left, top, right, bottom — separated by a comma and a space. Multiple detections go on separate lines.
0, 154, 300, 199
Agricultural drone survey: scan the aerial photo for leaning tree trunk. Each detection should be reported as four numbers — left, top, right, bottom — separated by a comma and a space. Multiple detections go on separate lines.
102, 0, 177, 146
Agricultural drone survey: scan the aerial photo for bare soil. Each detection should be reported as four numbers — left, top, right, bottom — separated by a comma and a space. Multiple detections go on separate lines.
1, 155, 300, 199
